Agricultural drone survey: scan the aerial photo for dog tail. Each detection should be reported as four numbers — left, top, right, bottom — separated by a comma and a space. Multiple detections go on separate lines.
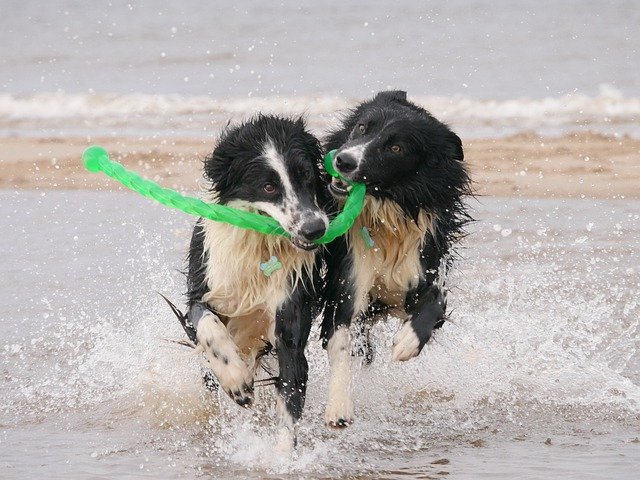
158, 292, 198, 345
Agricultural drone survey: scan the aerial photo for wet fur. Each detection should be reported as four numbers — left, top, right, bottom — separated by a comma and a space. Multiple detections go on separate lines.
320, 91, 472, 427
200, 216, 315, 318
176, 114, 327, 448
347, 197, 436, 316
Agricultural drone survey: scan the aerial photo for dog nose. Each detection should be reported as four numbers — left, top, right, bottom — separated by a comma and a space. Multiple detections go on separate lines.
299, 217, 327, 241
335, 153, 358, 174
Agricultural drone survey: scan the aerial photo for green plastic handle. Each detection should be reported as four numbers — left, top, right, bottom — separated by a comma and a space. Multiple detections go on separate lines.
320, 149, 366, 243
82, 146, 364, 244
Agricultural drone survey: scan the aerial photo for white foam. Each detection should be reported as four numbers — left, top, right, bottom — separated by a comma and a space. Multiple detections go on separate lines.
0, 85, 638, 137
0, 91, 348, 119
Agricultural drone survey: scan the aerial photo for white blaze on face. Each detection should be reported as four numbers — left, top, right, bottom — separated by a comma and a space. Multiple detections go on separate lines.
252, 139, 328, 238
264, 139, 298, 207
334, 140, 372, 177
249, 139, 299, 234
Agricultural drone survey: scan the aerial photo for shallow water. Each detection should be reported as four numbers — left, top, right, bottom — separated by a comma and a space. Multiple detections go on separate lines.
1, 191, 639, 479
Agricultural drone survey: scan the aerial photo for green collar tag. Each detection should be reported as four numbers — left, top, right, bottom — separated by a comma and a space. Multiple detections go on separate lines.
360, 226, 375, 248
260, 256, 283, 276
83, 146, 364, 244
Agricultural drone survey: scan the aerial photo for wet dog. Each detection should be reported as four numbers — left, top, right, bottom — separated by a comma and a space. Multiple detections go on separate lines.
168, 114, 328, 449
320, 91, 471, 427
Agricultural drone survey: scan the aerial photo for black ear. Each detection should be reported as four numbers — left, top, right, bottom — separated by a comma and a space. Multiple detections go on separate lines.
375, 90, 407, 102
447, 132, 464, 162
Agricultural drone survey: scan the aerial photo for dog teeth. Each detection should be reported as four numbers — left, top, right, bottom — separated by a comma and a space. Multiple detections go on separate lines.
292, 238, 316, 250
331, 177, 349, 194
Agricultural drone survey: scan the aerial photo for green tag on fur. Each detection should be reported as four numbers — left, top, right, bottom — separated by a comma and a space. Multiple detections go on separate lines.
260, 255, 283, 276
360, 227, 375, 248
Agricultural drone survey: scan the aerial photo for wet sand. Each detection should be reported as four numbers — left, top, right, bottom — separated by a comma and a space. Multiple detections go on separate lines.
1, 133, 638, 198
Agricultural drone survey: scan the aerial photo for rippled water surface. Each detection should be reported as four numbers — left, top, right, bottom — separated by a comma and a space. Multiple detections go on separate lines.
1, 191, 639, 479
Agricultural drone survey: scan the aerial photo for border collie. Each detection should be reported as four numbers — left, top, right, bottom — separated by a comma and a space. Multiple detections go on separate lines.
169, 114, 328, 449
320, 91, 471, 427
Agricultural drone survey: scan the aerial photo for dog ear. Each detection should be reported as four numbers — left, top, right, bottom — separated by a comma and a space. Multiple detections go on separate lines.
447, 131, 464, 162
375, 90, 407, 102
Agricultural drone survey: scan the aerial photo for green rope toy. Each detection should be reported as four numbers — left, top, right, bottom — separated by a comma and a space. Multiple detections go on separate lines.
82, 146, 364, 244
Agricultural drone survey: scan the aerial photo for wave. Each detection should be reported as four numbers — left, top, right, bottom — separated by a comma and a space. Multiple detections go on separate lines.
1, 85, 638, 137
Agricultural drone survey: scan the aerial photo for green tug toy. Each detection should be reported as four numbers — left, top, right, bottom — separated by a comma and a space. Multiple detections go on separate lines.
82, 146, 364, 244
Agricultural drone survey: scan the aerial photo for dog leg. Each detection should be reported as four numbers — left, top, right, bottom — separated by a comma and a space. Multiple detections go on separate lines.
275, 394, 297, 453
273, 284, 312, 451
352, 318, 374, 365
195, 311, 254, 407
324, 326, 354, 427
320, 237, 357, 428
160, 295, 222, 392
352, 300, 388, 364
393, 285, 446, 362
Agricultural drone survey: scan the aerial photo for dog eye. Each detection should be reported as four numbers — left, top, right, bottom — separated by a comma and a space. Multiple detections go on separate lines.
263, 183, 277, 194
390, 145, 402, 153
357, 123, 366, 134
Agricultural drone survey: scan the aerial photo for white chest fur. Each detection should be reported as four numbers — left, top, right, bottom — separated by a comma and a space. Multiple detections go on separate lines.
200, 219, 315, 318
347, 198, 434, 314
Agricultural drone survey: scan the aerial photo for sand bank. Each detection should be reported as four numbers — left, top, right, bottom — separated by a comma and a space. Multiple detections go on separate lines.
1, 133, 638, 198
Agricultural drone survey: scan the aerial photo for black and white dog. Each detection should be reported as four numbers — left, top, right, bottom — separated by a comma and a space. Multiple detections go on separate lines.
172, 115, 328, 449
320, 91, 471, 427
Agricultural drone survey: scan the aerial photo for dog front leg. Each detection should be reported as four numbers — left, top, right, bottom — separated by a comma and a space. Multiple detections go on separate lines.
274, 291, 312, 451
392, 284, 446, 362
324, 325, 354, 428
191, 305, 254, 407
320, 237, 356, 428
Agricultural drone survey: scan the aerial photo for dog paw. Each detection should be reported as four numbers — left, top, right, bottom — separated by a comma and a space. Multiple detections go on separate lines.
324, 397, 354, 429
196, 313, 254, 408
392, 321, 422, 362
275, 426, 297, 453
216, 356, 254, 408
275, 395, 298, 452
225, 382, 254, 408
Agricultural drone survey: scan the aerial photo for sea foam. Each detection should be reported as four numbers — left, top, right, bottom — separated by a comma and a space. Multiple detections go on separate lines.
0, 85, 638, 138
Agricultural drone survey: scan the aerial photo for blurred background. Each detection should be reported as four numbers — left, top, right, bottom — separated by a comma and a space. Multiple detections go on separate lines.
1, 0, 639, 138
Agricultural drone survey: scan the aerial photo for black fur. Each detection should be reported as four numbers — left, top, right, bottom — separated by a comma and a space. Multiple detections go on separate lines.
274, 277, 314, 421
325, 90, 470, 231
171, 114, 327, 431
321, 90, 471, 361
205, 115, 323, 214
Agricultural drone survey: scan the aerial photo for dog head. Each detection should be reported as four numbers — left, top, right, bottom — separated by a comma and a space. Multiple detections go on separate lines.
205, 115, 328, 250
327, 91, 468, 217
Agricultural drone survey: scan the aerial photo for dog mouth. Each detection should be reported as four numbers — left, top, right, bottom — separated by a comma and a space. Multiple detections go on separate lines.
329, 177, 353, 197
291, 237, 318, 251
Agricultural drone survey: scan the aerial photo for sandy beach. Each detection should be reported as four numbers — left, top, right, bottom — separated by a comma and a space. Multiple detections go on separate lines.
1, 133, 638, 198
